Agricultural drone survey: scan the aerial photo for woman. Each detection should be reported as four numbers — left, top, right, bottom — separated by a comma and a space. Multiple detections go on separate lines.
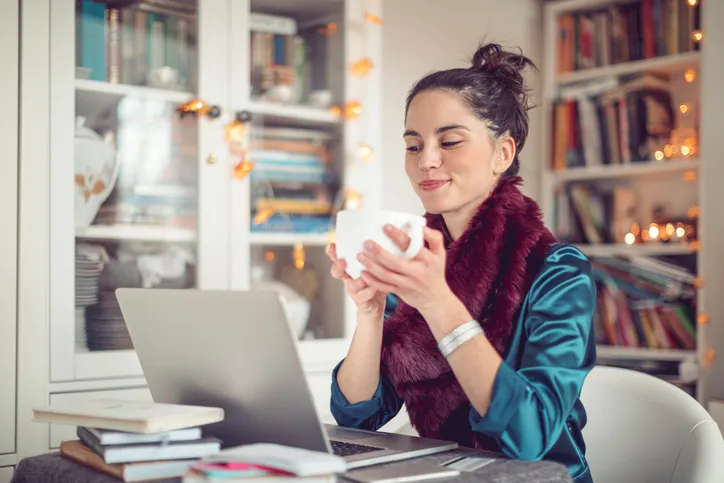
326, 42, 596, 483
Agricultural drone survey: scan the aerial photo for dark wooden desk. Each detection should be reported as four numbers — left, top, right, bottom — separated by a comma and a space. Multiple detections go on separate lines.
11, 450, 572, 483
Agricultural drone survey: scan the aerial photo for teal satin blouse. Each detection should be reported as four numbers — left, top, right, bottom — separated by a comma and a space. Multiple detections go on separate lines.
330, 243, 597, 483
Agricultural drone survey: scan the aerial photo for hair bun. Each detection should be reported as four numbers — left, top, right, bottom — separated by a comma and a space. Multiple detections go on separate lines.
470, 42, 534, 76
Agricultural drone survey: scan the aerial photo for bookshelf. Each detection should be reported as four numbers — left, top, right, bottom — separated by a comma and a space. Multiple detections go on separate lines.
542, 0, 724, 406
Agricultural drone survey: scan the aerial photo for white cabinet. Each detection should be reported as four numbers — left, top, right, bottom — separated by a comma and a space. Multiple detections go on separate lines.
0, 467, 14, 483
0, 0, 19, 458
17, 0, 382, 457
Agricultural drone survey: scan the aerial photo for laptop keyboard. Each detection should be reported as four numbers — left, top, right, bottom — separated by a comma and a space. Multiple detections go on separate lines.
331, 440, 383, 457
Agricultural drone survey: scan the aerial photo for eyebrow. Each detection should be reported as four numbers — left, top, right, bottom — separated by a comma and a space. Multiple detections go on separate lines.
403, 124, 470, 137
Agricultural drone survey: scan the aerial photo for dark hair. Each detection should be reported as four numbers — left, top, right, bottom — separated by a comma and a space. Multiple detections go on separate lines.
405, 42, 537, 177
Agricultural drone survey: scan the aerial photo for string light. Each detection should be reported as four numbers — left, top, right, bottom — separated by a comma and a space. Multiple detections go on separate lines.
692, 30, 703, 43
357, 144, 374, 162
293, 243, 305, 270
233, 160, 254, 180
687, 0, 698, 5
683, 170, 697, 182
654, 150, 664, 161
265, 250, 275, 262
344, 189, 363, 209
364, 12, 383, 25
698, 313, 710, 325
316, 22, 337, 36
685, 69, 696, 83
624, 232, 636, 245
679, 104, 689, 114
350, 57, 374, 77
253, 208, 274, 226
344, 100, 363, 120
688, 205, 700, 218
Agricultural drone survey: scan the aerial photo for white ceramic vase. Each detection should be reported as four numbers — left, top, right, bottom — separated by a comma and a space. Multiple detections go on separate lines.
74, 116, 120, 229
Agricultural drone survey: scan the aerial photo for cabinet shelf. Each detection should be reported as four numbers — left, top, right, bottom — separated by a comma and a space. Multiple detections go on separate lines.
248, 100, 340, 126
556, 51, 700, 86
549, 159, 700, 182
596, 345, 697, 362
249, 232, 331, 246
75, 78, 193, 103
75, 224, 196, 243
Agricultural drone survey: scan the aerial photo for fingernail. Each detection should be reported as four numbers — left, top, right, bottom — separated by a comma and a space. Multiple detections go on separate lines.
384, 224, 392, 232
357, 253, 365, 261
364, 240, 374, 250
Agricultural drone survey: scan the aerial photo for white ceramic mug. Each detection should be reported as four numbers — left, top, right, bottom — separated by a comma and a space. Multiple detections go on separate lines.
335, 209, 427, 279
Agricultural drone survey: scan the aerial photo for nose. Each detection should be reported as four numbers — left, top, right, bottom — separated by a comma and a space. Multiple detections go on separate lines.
418, 147, 442, 171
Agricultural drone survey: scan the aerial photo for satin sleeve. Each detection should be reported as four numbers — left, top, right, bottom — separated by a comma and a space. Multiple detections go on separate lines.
469, 244, 597, 460
329, 294, 404, 430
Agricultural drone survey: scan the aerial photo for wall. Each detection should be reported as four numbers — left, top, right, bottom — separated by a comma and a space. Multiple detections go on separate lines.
380, 0, 544, 213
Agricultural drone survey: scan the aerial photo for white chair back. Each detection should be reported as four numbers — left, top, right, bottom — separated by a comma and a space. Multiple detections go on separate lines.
581, 365, 724, 483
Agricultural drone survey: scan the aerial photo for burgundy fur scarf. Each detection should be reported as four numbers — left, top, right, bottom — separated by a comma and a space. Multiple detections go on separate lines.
380, 176, 557, 450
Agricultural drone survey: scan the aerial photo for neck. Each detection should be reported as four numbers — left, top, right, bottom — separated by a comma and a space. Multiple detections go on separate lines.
441, 192, 491, 241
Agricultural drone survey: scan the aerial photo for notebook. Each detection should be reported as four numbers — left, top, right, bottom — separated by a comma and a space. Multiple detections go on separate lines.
33, 398, 224, 434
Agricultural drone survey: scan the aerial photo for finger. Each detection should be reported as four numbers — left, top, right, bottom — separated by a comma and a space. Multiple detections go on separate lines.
327, 242, 338, 261
357, 252, 407, 287
424, 227, 446, 255
331, 259, 351, 281
362, 240, 412, 275
352, 285, 379, 304
383, 224, 411, 251
345, 277, 368, 294
360, 270, 397, 294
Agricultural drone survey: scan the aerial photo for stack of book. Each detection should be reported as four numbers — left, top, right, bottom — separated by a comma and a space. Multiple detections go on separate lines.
33, 398, 225, 482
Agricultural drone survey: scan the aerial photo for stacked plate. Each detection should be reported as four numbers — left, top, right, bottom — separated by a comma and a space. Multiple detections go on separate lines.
75, 251, 105, 307
85, 291, 134, 351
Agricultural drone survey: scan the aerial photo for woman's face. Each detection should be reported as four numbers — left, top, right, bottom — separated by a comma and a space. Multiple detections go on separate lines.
403, 89, 514, 215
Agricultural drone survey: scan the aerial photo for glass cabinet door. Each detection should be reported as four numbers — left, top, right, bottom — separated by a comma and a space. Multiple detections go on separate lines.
232, 0, 382, 342
50, 0, 229, 382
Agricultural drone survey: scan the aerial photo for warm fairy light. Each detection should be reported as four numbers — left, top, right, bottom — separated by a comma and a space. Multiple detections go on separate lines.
624, 232, 636, 245
679, 104, 689, 114
681, 145, 691, 156
316, 22, 337, 36
330, 105, 342, 117
344, 189, 363, 209
665, 223, 675, 237
683, 170, 697, 182
265, 250, 275, 262
631, 223, 641, 236
663, 144, 674, 158
685, 69, 696, 82
654, 150, 664, 161
357, 144, 374, 162
233, 160, 254, 179
676, 226, 686, 238
253, 208, 274, 225
692, 30, 703, 43
224, 119, 246, 143
693, 276, 704, 288
293, 243, 305, 270
704, 348, 716, 368
687, 0, 698, 5
364, 12, 383, 25
698, 313, 710, 325
344, 100, 363, 120
688, 205, 700, 218
648, 223, 660, 239
350, 57, 373, 77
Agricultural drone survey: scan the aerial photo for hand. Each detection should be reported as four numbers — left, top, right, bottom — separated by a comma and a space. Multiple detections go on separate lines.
356, 225, 452, 314
328, 242, 387, 317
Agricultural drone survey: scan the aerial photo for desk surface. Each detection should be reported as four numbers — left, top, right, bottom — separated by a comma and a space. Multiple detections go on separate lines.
11, 450, 572, 483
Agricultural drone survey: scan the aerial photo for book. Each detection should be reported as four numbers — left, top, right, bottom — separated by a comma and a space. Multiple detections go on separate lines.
77, 427, 221, 464
60, 440, 196, 482
204, 443, 347, 477
82, 425, 203, 445
32, 398, 224, 434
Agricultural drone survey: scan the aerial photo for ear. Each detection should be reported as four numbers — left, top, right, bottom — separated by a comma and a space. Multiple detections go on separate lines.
493, 136, 516, 175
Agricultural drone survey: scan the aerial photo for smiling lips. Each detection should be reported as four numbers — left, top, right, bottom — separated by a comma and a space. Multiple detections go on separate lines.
419, 179, 450, 191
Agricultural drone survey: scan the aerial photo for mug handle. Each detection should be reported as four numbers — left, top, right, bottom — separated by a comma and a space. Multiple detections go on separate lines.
402, 218, 426, 259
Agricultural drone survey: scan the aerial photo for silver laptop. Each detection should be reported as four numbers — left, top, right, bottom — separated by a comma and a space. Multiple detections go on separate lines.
116, 288, 457, 468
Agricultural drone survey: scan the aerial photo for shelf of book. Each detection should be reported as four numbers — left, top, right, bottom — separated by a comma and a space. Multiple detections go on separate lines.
550, 159, 699, 182
576, 242, 696, 257
557, 51, 700, 86
596, 345, 697, 362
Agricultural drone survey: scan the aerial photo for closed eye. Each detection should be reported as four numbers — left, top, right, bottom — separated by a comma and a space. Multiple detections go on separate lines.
442, 141, 462, 148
